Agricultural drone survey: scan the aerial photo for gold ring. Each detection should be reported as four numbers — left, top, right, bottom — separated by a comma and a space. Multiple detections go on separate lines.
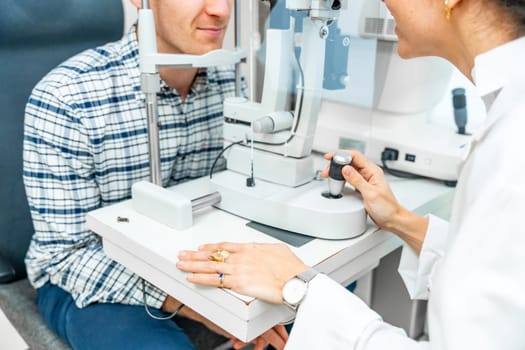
219, 273, 225, 288
208, 249, 230, 263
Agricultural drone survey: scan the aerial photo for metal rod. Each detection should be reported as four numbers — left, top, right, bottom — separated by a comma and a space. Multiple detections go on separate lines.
234, 0, 242, 97
191, 192, 222, 212
145, 91, 162, 186
248, 0, 256, 100
142, 0, 149, 9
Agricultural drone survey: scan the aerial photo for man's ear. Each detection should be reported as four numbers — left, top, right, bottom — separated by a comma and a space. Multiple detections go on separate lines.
130, 0, 142, 10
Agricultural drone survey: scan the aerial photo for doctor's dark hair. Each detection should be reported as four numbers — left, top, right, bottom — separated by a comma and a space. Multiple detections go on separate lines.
492, 0, 525, 37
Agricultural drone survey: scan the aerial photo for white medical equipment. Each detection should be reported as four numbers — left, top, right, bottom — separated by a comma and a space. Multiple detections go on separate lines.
313, 1, 471, 185
212, 0, 368, 239
133, 0, 368, 240
131, 0, 470, 242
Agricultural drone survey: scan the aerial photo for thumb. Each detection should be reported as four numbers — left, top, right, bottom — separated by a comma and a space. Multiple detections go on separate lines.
342, 165, 369, 193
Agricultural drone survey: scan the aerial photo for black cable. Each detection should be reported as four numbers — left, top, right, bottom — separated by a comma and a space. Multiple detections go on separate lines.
380, 148, 425, 180
380, 150, 457, 187
209, 140, 245, 179
141, 279, 184, 320
381, 159, 425, 180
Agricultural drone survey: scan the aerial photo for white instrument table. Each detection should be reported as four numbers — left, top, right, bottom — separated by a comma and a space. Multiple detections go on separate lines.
86, 175, 453, 342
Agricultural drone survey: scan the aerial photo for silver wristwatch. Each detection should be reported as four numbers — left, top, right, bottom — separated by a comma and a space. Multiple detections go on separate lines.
282, 268, 319, 310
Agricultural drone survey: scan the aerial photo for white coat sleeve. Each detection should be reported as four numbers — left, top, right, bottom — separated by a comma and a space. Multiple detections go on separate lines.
398, 214, 449, 300
285, 274, 429, 350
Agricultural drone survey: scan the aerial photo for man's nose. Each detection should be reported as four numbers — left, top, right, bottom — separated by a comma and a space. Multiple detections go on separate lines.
204, 0, 232, 19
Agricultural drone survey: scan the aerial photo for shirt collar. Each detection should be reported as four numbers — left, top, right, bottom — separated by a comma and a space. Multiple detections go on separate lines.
120, 24, 142, 96
159, 68, 215, 96
471, 36, 525, 109
470, 37, 525, 141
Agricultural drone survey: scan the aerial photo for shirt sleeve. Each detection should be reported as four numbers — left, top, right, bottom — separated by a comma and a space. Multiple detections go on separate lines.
286, 274, 429, 350
397, 214, 449, 300
23, 82, 166, 309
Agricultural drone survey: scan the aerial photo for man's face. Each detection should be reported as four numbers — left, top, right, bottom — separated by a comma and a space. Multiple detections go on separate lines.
145, 0, 233, 55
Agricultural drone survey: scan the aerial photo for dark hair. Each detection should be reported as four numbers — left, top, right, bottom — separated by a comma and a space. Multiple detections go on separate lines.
494, 0, 525, 37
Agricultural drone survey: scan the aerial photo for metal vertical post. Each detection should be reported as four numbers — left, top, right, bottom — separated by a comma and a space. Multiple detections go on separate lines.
139, 0, 162, 186
234, 0, 242, 97
144, 85, 162, 186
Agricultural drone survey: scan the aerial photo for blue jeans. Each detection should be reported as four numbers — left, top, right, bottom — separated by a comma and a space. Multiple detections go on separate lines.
36, 283, 220, 350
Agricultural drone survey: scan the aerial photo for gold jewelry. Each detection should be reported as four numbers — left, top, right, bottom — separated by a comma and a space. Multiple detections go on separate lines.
219, 273, 225, 288
444, 0, 451, 20
208, 249, 230, 263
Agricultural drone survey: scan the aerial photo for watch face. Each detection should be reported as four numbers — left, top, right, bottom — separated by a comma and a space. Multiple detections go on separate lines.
283, 277, 308, 306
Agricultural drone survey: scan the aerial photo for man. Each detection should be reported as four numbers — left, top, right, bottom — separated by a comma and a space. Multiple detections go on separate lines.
23, 1, 285, 349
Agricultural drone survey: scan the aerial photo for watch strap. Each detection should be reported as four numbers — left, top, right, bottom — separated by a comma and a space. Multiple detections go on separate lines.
297, 268, 319, 283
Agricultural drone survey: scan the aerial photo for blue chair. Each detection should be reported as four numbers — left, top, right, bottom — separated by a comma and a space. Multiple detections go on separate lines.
0, 1, 124, 347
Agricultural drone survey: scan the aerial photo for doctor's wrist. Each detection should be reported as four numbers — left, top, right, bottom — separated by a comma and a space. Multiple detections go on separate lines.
386, 207, 428, 254
281, 263, 310, 286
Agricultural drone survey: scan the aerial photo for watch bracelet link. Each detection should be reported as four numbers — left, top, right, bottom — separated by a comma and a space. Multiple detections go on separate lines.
296, 267, 319, 283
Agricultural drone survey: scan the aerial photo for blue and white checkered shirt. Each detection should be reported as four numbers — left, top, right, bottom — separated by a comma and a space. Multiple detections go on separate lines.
23, 26, 240, 309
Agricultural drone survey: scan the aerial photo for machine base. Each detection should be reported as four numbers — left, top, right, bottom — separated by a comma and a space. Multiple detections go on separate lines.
210, 170, 367, 240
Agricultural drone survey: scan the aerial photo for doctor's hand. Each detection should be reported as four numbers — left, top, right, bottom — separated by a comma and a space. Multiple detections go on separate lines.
322, 150, 428, 253
177, 243, 302, 349
322, 150, 401, 229
177, 242, 309, 304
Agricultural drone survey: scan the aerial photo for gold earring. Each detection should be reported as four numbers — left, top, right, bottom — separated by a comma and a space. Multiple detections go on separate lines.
444, 0, 451, 20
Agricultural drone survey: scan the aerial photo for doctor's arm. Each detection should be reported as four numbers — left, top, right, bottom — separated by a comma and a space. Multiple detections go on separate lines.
328, 151, 449, 299
177, 243, 428, 349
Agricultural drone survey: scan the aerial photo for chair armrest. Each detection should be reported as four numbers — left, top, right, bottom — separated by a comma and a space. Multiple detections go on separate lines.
0, 254, 16, 283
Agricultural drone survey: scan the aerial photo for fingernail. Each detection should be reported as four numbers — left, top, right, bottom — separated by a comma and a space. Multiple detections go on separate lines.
343, 166, 351, 176
178, 251, 187, 258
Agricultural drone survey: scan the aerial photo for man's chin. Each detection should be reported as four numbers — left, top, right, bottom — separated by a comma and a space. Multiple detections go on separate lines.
191, 44, 225, 56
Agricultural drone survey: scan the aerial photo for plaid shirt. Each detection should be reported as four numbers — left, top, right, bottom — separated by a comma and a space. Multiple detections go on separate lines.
23, 26, 240, 309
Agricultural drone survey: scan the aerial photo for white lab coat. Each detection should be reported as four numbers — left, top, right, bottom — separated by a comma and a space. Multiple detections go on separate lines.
286, 37, 525, 349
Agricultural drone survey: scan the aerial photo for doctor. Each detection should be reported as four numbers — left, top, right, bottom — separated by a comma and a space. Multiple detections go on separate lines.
177, 0, 525, 348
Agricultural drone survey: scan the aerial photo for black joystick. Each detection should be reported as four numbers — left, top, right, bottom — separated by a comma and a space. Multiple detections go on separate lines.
327, 151, 352, 198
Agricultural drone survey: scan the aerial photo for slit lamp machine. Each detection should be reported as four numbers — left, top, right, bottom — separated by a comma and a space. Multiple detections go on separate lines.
112, 0, 471, 240
132, 0, 368, 240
